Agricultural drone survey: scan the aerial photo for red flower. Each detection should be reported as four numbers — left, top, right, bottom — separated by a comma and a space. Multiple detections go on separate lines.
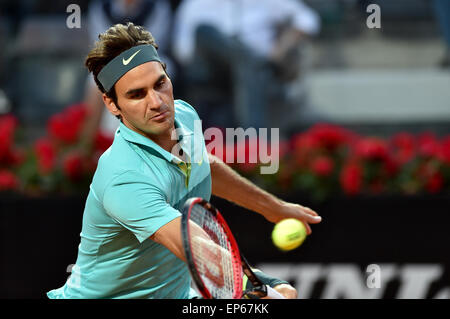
340, 162, 363, 195
6, 149, 25, 167
438, 135, 450, 164
291, 132, 321, 151
390, 132, 416, 165
354, 137, 389, 161
417, 132, 440, 158
47, 103, 87, 144
94, 131, 114, 153
63, 152, 85, 181
0, 115, 18, 163
34, 138, 56, 174
311, 156, 334, 177
415, 160, 444, 194
309, 123, 350, 151
383, 157, 399, 176
291, 133, 320, 168
0, 170, 19, 191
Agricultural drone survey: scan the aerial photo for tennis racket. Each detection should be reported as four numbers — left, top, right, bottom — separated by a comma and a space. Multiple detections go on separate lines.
181, 197, 285, 299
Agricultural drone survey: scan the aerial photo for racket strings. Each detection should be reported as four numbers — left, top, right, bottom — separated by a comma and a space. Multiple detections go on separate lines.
189, 204, 237, 299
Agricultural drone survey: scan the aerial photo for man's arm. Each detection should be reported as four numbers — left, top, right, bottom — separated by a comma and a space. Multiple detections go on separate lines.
208, 153, 322, 234
151, 215, 298, 299
150, 217, 186, 262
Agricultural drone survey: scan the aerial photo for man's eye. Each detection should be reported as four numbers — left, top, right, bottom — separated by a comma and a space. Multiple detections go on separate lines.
130, 92, 145, 99
156, 80, 166, 89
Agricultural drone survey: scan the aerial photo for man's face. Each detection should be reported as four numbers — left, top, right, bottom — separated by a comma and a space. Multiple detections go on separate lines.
103, 61, 175, 141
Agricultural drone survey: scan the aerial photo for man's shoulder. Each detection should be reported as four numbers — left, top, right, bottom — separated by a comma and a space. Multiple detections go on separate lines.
174, 99, 200, 121
94, 136, 169, 185
92, 139, 144, 187
97, 136, 139, 168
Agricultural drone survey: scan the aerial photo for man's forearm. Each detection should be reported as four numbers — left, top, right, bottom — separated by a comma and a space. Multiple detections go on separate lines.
208, 154, 283, 216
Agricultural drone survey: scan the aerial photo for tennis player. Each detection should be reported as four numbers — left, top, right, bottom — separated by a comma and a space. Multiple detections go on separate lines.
47, 23, 322, 299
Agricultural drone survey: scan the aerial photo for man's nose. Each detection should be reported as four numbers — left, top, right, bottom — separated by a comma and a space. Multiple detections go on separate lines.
147, 90, 163, 109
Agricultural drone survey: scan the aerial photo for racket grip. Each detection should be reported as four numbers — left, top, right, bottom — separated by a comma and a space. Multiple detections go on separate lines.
265, 285, 286, 299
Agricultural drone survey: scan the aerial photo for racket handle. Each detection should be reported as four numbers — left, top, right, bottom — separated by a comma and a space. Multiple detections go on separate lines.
265, 285, 286, 299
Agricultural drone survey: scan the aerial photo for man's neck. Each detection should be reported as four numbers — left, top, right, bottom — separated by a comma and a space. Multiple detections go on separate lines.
123, 120, 178, 154
143, 126, 178, 154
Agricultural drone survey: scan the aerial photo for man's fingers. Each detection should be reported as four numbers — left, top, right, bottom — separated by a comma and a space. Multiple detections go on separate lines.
300, 210, 321, 235
304, 212, 322, 224
304, 222, 312, 235
273, 284, 298, 299
302, 206, 319, 216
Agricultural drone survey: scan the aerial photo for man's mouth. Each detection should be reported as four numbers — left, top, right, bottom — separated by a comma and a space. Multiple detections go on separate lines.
151, 110, 169, 121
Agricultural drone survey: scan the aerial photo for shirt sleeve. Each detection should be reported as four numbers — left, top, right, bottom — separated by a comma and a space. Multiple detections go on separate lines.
103, 170, 181, 243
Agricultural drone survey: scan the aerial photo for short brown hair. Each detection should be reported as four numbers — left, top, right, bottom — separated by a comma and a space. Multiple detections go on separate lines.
85, 22, 166, 101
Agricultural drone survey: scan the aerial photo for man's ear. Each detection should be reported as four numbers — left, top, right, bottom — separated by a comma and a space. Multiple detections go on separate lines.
103, 93, 121, 117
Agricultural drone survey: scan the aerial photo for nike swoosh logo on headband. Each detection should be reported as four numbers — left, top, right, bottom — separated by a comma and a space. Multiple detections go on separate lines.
122, 49, 141, 65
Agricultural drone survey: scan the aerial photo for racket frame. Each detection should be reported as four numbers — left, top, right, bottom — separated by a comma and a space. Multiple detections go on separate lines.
181, 197, 244, 299
241, 256, 286, 299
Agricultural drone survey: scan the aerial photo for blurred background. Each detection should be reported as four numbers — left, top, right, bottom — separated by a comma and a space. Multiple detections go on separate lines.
0, 0, 449, 299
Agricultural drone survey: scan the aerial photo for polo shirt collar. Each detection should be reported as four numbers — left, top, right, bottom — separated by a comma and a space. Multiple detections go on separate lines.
117, 116, 194, 164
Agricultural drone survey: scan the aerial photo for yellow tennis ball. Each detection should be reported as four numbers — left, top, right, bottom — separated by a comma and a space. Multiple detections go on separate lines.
272, 219, 307, 251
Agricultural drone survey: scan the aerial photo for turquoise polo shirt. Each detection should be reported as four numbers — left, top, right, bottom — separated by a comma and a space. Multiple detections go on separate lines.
47, 100, 211, 299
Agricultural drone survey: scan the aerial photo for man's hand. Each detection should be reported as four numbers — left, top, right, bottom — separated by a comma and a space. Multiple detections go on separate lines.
208, 153, 322, 233
273, 283, 298, 299
263, 201, 322, 235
